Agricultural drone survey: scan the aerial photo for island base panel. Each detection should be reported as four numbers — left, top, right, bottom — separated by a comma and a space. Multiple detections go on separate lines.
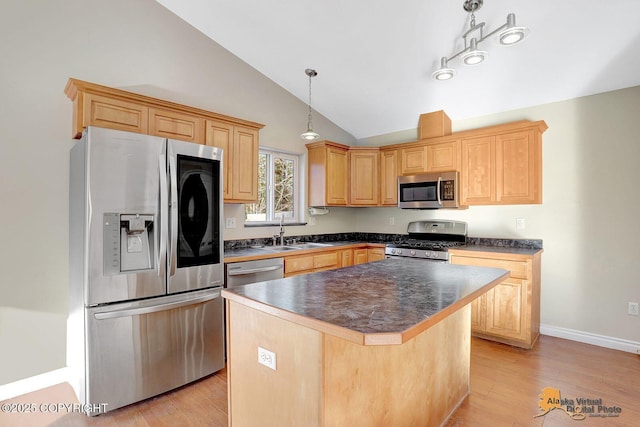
227, 300, 323, 427
227, 300, 470, 426
323, 306, 470, 427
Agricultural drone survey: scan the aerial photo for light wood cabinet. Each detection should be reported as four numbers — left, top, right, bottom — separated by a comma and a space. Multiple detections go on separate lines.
338, 249, 353, 268
399, 139, 460, 175
149, 107, 205, 144
349, 148, 379, 206
379, 148, 398, 206
306, 141, 349, 207
426, 139, 460, 172
449, 248, 542, 349
64, 78, 264, 202
205, 120, 259, 203
301, 116, 546, 208
400, 145, 428, 175
353, 249, 369, 265
461, 135, 496, 204
284, 251, 339, 277
79, 93, 149, 135
460, 123, 545, 205
367, 248, 385, 262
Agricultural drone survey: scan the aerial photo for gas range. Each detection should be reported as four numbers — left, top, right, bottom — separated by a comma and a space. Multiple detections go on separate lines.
384, 220, 467, 262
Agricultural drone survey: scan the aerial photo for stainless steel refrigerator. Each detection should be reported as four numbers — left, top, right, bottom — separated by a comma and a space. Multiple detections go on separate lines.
68, 126, 224, 415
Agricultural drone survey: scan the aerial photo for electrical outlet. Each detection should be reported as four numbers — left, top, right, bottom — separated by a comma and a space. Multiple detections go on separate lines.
225, 217, 236, 229
628, 302, 639, 316
516, 218, 525, 230
389, 217, 395, 225
309, 216, 316, 226
257, 346, 276, 370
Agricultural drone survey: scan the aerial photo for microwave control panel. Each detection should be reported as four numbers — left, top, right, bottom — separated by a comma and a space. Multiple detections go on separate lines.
441, 180, 455, 201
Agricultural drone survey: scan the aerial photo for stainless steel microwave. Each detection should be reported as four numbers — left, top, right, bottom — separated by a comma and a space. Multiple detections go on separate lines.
398, 171, 460, 209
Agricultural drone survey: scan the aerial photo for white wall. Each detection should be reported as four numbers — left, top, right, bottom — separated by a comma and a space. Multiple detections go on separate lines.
357, 87, 640, 346
0, 0, 354, 385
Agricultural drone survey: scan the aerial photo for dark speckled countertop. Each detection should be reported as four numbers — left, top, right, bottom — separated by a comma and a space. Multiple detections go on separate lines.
222, 258, 509, 345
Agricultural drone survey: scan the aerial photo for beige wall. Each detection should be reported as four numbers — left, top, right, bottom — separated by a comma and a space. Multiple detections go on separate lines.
357, 86, 640, 346
0, 0, 354, 384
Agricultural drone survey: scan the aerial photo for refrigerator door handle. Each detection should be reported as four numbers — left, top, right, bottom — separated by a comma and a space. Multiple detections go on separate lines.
94, 289, 221, 320
158, 154, 168, 278
168, 154, 178, 277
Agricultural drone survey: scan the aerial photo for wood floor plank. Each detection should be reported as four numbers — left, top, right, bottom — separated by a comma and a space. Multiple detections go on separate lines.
2, 337, 639, 426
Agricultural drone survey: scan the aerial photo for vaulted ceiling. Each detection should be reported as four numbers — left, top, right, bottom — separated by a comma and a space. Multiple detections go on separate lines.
155, 0, 640, 139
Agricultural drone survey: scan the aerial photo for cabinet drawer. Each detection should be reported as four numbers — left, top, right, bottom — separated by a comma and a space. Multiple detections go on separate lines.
285, 255, 314, 274
450, 255, 529, 279
313, 252, 338, 269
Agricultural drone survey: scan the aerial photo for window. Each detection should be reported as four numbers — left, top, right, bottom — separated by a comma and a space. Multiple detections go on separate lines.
244, 148, 302, 224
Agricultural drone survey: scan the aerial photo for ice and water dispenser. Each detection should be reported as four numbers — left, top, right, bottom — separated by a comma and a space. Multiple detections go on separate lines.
104, 212, 155, 274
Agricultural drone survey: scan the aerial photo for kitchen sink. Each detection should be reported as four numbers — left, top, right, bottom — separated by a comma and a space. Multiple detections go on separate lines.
291, 242, 333, 249
265, 246, 302, 252
265, 242, 333, 252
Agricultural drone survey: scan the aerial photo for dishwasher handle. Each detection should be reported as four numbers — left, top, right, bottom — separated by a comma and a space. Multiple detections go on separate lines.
227, 265, 283, 276
94, 290, 220, 320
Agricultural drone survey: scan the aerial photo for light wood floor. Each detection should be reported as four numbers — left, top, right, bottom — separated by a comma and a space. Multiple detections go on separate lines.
2, 335, 638, 426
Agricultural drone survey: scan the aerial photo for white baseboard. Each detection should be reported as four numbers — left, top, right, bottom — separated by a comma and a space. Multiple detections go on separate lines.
0, 367, 70, 402
540, 324, 640, 354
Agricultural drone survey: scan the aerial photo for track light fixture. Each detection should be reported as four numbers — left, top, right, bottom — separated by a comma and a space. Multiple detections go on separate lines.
300, 68, 320, 141
432, 0, 529, 80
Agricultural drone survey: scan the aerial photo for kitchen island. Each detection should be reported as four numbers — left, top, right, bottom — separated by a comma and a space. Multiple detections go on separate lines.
222, 258, 509, 427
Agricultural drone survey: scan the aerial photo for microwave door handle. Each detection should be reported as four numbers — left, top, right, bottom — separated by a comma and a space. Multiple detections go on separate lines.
158, 154, 168, 278
168, 154, 178, 277
436, 177, 443, 206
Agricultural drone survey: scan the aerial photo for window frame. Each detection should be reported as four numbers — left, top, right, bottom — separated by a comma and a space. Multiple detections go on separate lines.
244, 147, 306, 226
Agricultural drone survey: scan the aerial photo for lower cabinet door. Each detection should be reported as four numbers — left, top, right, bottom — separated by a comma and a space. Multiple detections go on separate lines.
484, 278, 528, 341
470, 295, 486, 332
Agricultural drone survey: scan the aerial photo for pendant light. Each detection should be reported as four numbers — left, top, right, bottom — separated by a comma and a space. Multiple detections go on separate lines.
300, 68, 320, 141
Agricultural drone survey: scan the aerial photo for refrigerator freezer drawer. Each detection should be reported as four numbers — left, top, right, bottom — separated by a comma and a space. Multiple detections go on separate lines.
84, 289, 224, 414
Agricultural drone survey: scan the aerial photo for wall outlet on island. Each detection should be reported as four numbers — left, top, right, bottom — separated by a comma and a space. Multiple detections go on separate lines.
628, 302, 639, 316
258, 346, 276, 370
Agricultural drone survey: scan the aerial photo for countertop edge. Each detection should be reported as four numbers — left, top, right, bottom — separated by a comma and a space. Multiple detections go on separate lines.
222, 268, 510, 346
224, 242, 385, 263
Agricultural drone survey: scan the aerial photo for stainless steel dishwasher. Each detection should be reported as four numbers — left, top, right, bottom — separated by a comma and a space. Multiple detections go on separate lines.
225, 257, 284, 288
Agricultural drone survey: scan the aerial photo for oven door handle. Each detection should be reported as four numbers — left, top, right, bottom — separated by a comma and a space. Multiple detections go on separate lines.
436, 176, 442, 206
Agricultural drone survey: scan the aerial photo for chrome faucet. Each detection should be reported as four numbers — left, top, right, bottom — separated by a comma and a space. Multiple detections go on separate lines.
273, 216, 285, 246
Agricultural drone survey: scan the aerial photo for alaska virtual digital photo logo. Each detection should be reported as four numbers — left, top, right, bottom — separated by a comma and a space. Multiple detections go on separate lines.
534, 387, 623, 420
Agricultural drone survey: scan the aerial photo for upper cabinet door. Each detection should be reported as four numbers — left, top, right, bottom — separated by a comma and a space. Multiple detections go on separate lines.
205, 120, 233, 200
149, 107, 205, 144
349, 148, 379, 206
425, 139, 460, 172
307, 141, 349, 206
82, 93, 149, 135
400, 145, 428, 175
496, 130, 541, 204
461, 136, 496, 205
231, 126, 259, 203
379, 149, 398, 206
205, 120, 259, 203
